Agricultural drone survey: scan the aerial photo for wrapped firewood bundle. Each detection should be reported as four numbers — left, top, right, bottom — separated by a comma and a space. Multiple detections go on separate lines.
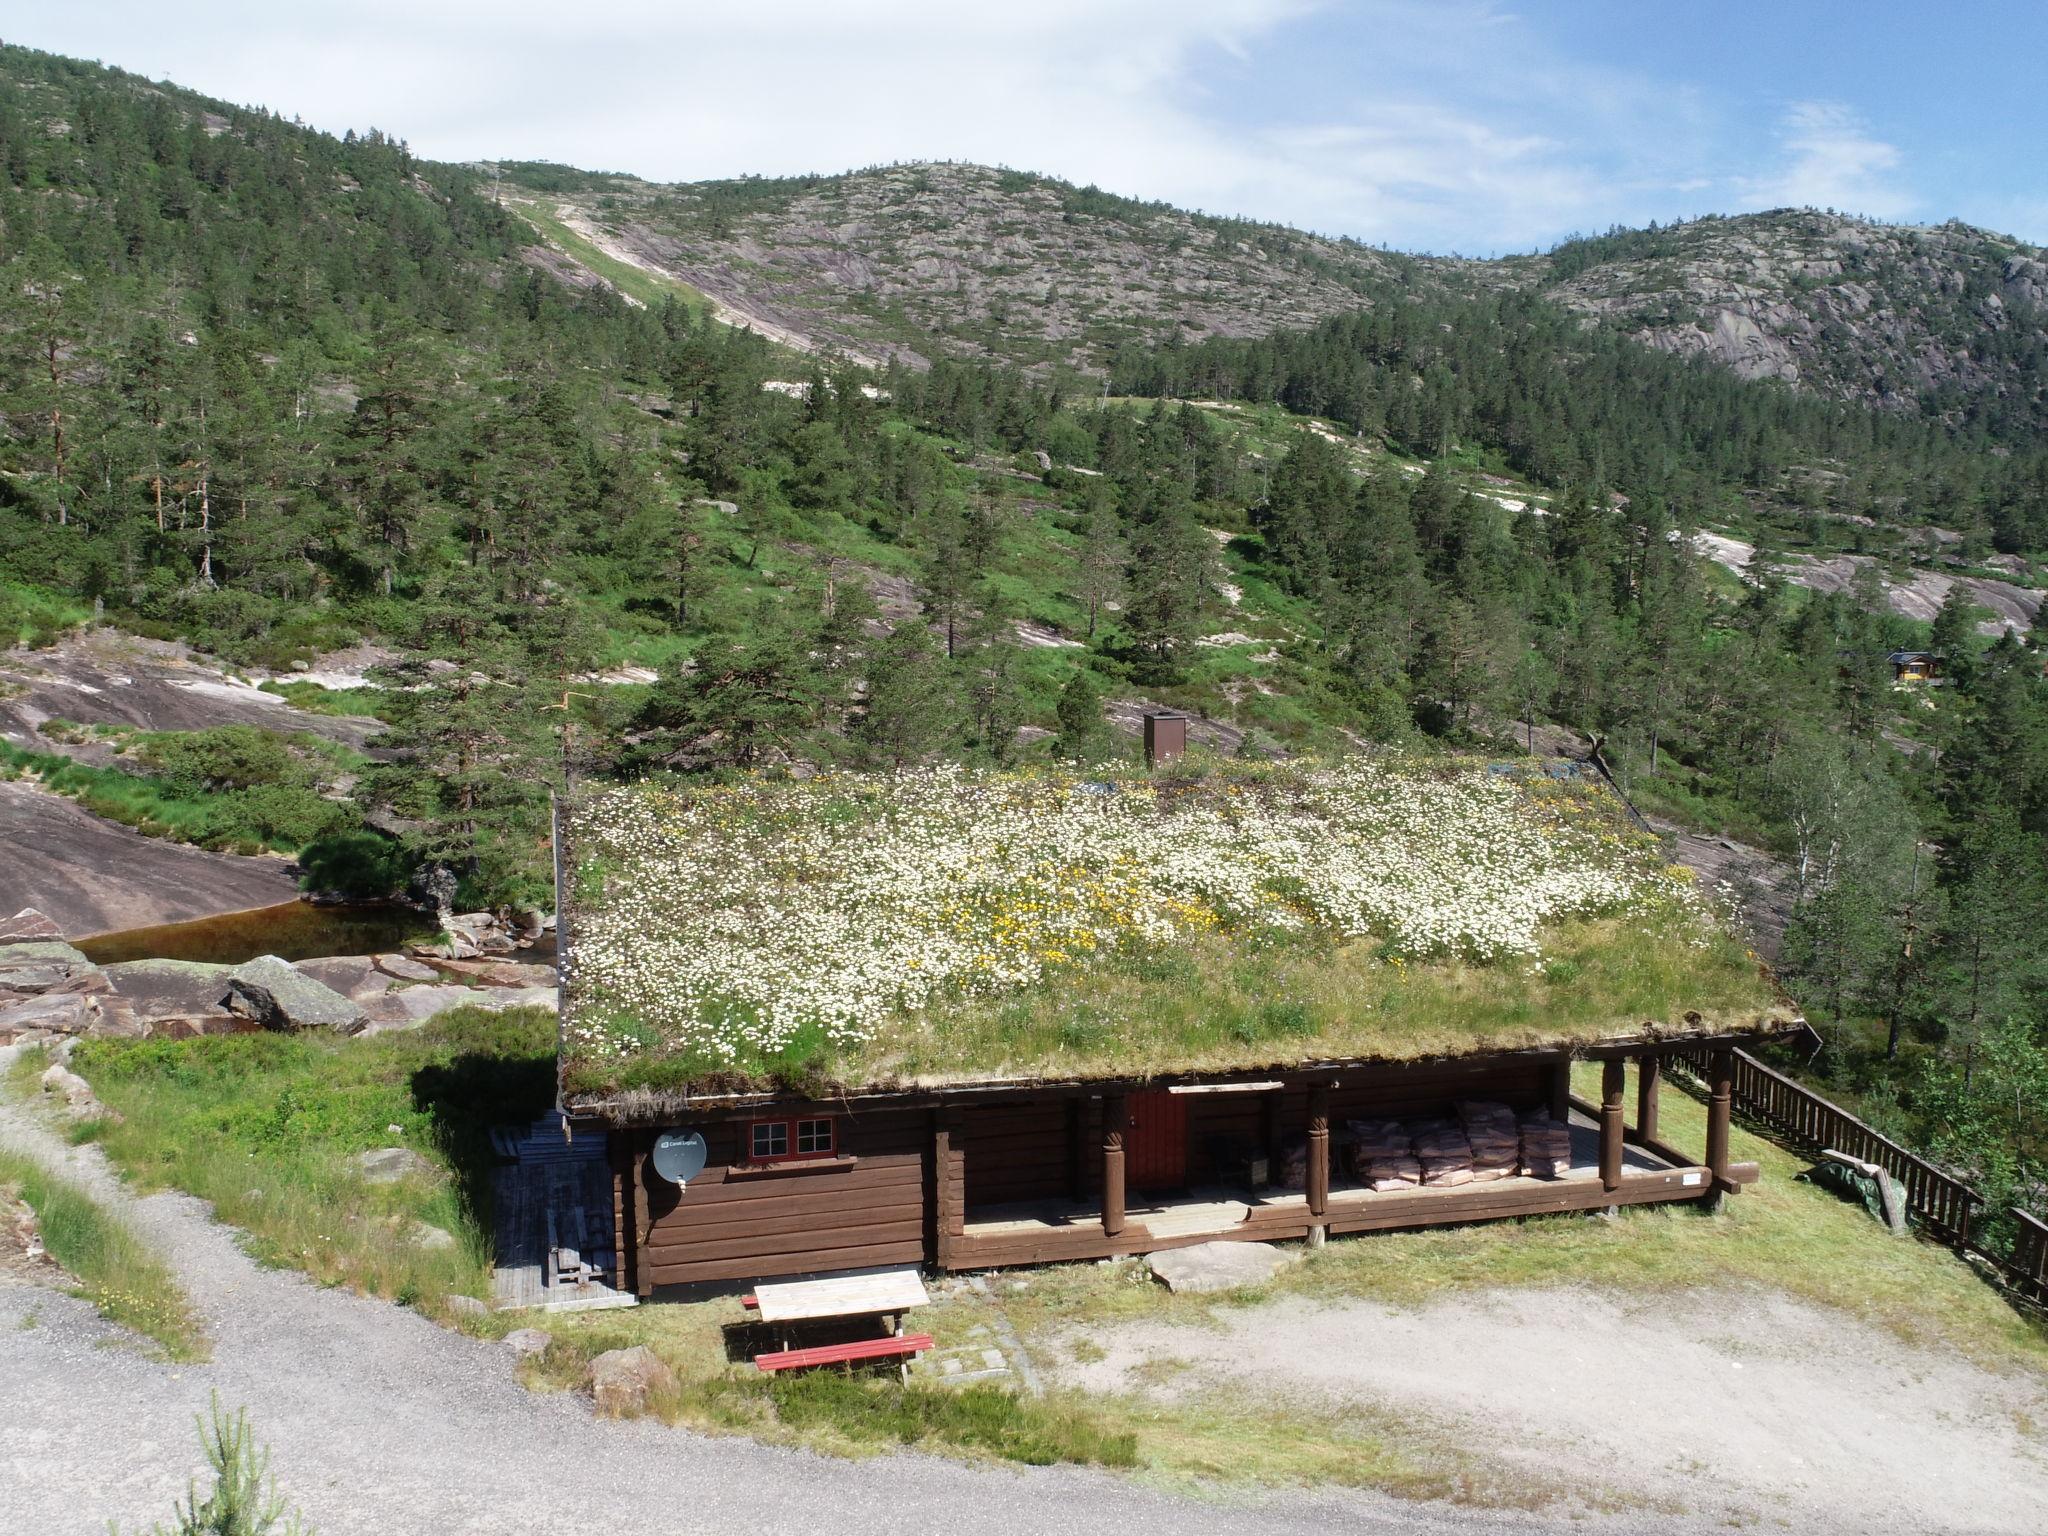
1456, 1100, 1522, 1182
1410, 1118, 1475, 1186
1276, 1131, 1309, 1190
1517, 1111, 1572, 1179
1346, 1119, 1422, 1190
1368, 1156, 1424, 1192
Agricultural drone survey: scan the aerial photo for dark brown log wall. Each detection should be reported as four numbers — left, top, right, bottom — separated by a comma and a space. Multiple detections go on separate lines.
631, 1107, 930, 1287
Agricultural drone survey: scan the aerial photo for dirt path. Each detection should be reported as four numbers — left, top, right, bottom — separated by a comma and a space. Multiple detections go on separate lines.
2, 1058, 1715, 1536
0, 780, 302, 937
1051, 1290, 2048, 1534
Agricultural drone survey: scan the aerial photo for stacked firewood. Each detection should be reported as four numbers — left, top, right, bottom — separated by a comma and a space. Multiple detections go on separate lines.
1410, 1118, 1477, 1186
1276, 1132, 1310, 1190
1456, 1101, 1522, 1183
1346, 1119, 1422, 1191
1517, 1110, 1572, 1179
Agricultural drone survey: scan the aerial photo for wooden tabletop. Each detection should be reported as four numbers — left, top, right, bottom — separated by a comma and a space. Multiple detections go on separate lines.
750, 1264, 930, 1324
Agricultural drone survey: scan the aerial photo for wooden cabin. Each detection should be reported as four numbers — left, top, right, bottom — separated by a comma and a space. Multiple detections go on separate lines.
1887, 650, 1942, 684
555, 762, 1793, 1296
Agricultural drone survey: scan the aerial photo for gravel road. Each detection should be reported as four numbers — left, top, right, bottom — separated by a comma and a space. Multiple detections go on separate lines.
0, 1063, 2016, 1536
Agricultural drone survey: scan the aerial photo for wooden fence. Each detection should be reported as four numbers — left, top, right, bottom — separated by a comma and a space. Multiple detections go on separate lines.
1670, 1045, 2048, 1304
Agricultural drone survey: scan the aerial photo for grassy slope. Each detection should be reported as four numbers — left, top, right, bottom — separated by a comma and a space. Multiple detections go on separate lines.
1, 1056, 207, 1360
67, 1009, 558, 1320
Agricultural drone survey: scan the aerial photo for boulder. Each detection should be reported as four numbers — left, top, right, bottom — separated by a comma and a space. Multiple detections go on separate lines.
0, 992, 103, 1042
358, 983, 556, 1035
224, 955, 367, 1034
0, 942, 100, 994
354, 1147, 432, 1183
445, 912, 517, 955
445, 1294, 489, 1320
39, 1062, 110, 1119
1145, 1240, 1294, 1295
0, 908, 64, 943
505, 1327, 552, 1358
427, 957, 556, 989
406, 1220, 457, 1251
588, 1346, 676, 1418
292, 955, 393, 1001
373, 953, 440, 983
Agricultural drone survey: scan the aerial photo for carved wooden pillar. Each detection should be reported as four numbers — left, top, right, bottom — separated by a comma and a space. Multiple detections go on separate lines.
1102, 1094, 1128, 1238
1636, 1053, 1661, 1142
1705, 1047, 1734, 1191
1307, 1083, 1331, 1238
1599, 1058, 1626, 1194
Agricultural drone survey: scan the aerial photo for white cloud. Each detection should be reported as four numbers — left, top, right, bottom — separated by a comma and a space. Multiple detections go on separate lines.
6, 2, 1939, 252
1739, 100, 1914, 218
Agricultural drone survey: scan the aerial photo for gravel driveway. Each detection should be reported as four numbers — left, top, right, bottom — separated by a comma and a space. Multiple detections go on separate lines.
0, 1063, 2025, 1536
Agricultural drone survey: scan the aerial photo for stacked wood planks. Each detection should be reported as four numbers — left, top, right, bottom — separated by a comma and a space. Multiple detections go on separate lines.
1456, 1101, 1522, 1183
1411, 1118, 1476, 1186
1517, 1110, 1571, 1179
1346, 1119, 1422, 1190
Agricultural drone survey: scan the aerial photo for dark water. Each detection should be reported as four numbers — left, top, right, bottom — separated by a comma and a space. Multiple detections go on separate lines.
76, 900, 441, 966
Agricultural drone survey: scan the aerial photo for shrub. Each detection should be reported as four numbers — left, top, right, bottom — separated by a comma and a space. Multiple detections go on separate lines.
297, 830, 412, 899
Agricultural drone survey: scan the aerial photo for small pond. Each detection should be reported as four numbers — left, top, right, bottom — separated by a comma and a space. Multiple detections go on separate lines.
76, 900, 445, 967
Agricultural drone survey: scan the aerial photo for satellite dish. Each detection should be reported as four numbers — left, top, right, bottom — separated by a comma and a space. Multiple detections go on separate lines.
651, 1130, 708, 1187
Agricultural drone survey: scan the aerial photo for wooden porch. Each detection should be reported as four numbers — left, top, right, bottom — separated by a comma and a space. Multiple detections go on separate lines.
938, 1049, 1751, 1271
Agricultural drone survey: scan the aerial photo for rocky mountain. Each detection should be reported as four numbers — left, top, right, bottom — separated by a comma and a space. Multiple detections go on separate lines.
513, 163, 2048, 435
499, 161, 1435, 372
1524, 211, 2048, 433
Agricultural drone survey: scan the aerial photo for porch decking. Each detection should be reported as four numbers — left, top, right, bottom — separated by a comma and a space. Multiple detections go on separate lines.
950, 1110, 1712, 1270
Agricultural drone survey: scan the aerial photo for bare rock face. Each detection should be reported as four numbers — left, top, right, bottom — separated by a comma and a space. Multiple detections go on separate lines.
224, 955, 368, 1034
0, 992, 103, 1042
293, 955, 394, 1002
588, 1346, 677, 1418
0, 909, 64, 942
0, 942, 100, 994
373, 953, 440, 982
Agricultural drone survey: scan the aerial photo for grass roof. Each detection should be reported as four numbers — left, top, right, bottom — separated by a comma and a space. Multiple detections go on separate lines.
558, 758, 1788, 1108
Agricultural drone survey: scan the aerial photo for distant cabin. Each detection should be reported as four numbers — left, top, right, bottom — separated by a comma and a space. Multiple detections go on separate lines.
1887, 650, 1942, 684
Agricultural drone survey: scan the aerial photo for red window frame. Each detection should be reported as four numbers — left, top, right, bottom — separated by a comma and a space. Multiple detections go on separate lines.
745, 1115, 836, 1164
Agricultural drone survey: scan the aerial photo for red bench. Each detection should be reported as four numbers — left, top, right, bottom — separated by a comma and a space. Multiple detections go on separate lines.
753, 1333, 933, 1373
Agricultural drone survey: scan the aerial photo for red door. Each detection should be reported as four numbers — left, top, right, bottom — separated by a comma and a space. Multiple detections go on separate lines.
1125, 1091, 1188, 1192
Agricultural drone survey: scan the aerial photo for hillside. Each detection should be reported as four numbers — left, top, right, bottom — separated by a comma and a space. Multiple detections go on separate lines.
513, 163, 2048, 440
499, 160, 1430, 373
1528, 211, 2048, 434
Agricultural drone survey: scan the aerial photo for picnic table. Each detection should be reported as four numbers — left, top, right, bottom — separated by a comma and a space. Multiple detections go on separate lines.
744, 1264, 931, 1376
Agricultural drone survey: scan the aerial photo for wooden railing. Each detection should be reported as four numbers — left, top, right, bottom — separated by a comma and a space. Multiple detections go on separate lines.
2011, 1212, 2048, 1306
1668, 1046, 1983, 1245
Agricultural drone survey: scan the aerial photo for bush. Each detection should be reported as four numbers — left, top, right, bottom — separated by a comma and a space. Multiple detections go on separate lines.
298, 830, 413, 899
767, 1375, 1138, 1468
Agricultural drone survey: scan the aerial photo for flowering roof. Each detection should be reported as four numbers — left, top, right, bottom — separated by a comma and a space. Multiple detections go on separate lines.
558, 759, 1785, 1108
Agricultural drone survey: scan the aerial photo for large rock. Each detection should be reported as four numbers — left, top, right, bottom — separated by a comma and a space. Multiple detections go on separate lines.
358, 983, 556, 1035
588, 1346, 676, 1418
373, 952, 440, 983
40, 1062, 114, 1120
223, 955, 367, 1034
0, 992, 103, 1042
1145, 1240, 1294, 1294
354, 1147, 432, 1183
0, 908, 64, 942
427, 957, 556, 989
0, 942, 99, 995
293, 955, 394, 1001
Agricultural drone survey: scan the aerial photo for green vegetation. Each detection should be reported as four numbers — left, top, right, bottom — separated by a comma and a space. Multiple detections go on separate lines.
0, 1137, 207, 1361
0, 725, 361, 856
121, 1398, 309, 1536
0, 42, 2045, 1238
0, 576, 91, 646
69, 1008, 558, 1319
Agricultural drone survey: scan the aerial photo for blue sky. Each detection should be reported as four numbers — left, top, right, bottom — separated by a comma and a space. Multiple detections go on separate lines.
12, 1, 2046, 254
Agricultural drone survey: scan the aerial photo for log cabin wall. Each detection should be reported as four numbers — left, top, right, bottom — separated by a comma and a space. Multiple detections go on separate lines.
629, 1106, 930, 1288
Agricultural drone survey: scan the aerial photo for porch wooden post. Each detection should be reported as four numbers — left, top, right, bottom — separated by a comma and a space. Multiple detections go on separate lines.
1307, 1083, 1331, 1244
1705, 1046, 1734, 1193
1102, 1094, 1128, 1239
629, 1131, 653, 1298
1636, 1052, 1661, 1142
1599, 1058, 1626, 1195
931, 1111, 954, 1270
1548, 1056, 1573, 1122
